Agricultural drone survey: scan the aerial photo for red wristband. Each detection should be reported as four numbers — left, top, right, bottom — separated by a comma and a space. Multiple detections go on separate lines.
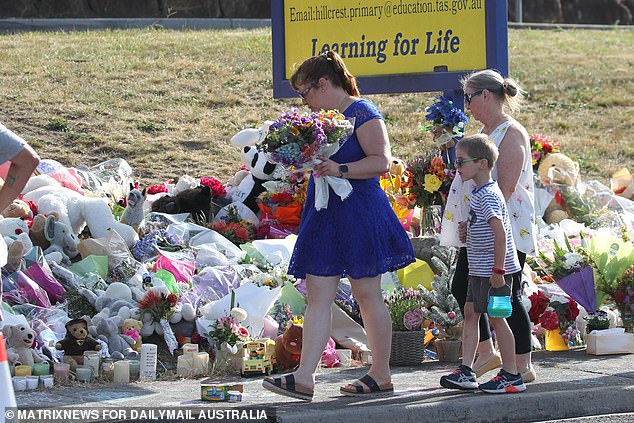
492, 267, 506, 275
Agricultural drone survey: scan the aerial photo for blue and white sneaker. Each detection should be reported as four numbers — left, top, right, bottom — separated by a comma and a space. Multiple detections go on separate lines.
440, 365, 478, 390
478, 369, 526, 394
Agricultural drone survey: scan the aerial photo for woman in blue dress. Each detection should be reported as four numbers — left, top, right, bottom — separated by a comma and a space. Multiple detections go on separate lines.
263, 51, 414, 401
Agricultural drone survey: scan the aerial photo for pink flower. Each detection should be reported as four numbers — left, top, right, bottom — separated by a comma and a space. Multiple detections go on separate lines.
448, 311, 457, 319
237, 326, 250, 338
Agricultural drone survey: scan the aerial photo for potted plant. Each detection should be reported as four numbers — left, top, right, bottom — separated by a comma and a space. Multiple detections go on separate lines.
584, 311, 611, 334
384, 288, 431, 366
420, 249, 464, 362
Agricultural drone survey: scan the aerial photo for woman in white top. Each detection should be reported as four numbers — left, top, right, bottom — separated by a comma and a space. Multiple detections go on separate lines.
440, 69, 538, 382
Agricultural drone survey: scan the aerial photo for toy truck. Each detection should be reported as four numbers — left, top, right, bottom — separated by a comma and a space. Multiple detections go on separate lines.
241, 339, 276, 376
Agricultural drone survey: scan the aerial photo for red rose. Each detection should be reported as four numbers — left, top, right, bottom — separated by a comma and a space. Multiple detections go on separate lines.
613, 290, 626, 304
539, 310, 560, 331
565, 299, 579, 321
271, 192, 293, 204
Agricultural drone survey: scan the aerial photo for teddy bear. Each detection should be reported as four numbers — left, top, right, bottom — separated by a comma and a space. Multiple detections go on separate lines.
537, 153, 581, 225
22, 185, 139, 248
3, 323, 49, 374
95, 318, 138, 361
80, 282, 140, 330
1, 199, 33, 219
229, 121, 283, 215
150, 185, 212, 222
274, 322, 303, 372
120, 319, 143, 353
121, 185, 147, 231
55, 318, 102, 369
0, 216, 33, 272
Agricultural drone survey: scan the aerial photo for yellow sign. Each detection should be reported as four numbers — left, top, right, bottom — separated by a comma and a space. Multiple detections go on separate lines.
283, 0, 486, 78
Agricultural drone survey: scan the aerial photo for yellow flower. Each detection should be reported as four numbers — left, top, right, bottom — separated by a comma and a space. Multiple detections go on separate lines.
424, 174, 442, 193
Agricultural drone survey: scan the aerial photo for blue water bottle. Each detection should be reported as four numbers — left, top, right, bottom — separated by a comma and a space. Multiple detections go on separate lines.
488, 283, 512, 318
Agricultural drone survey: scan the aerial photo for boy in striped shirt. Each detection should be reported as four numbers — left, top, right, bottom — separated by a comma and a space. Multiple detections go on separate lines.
440, 134, 525, 394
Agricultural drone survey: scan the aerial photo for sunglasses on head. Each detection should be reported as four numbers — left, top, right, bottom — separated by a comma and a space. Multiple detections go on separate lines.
455, 157, 482, 167
464, 90, 484, 105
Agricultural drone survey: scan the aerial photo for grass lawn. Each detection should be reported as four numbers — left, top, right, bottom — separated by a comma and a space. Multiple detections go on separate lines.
0, 27, 632, 187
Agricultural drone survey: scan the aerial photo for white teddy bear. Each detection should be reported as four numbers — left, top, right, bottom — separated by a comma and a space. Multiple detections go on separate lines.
23, 185, 138, 247
0, 217, 33, 271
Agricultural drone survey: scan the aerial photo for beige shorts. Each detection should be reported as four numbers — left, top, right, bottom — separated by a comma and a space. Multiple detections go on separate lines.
466, 275, 514, 314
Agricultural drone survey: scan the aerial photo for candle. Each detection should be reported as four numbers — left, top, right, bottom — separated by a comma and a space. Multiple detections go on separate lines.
83, 351, 100, 378
176, 355, 194, 378
182, 343, 198, 356
76, 365, 92, 382
40, 375, 54, 389
53, 362, 70, 383
139, 343, 157, 382
101, 360, 114, 382
12, 376, 27, 391
128, 360, 140, 380
113, 360, 130, 384
26, 376, 40, 390
192, 352, 209, 376
14, 365, 32, 377
32, 362, 50, 376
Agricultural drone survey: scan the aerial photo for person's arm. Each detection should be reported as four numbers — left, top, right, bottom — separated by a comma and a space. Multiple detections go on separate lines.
489, 216, 507, 288
0, 144, 39, 212
496, 125, 527, 201
315, 118, 390, 179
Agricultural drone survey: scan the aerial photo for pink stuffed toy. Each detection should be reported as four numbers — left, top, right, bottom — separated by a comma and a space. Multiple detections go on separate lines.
321, 337, 341, 368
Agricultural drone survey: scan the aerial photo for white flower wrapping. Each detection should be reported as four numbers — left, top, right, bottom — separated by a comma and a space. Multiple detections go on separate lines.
313, 137, 354, 211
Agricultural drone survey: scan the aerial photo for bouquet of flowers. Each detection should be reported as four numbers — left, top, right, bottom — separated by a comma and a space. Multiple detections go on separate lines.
210, 204, 256, 245
611, 264, 634, 324
256, 180, 305, 227
405, 153, 455, 235
379, 160, 414, 224
207, 311, 250, 352
530, 133, 560, 171
406, 153, 454, 209
528, 290, 580, 344
538, 238, 587, 281
258, 109, 355, 210
420, 96, 469, 148
384, 288, 430, 332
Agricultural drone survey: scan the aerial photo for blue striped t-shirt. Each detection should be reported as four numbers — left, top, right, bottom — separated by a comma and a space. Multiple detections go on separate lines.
467, 181, 521, 277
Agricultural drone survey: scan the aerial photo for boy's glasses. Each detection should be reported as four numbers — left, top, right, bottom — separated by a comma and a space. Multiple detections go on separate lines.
464, 90, 483, 105
455, 157, 482, 167
297, 83, 318, 99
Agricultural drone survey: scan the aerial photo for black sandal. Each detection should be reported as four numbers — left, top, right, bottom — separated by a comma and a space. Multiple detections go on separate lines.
262, 374, 314, 401
340, 374, 394, 396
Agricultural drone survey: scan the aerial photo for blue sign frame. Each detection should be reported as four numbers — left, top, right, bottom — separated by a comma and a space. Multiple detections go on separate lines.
271, 0, 508, 106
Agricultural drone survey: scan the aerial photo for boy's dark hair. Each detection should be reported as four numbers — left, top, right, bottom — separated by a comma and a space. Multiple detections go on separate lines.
457, 134, 498, 169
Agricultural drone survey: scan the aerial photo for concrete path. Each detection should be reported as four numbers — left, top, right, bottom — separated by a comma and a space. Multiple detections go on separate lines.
12, 348, 634, 422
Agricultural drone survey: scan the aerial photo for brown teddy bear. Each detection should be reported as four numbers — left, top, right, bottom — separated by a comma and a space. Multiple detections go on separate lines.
120, 318, 143, 353
274, 322, 303, 372
3, 323, 48, 374
1, 199, 32, 219
55, 318, 101, 369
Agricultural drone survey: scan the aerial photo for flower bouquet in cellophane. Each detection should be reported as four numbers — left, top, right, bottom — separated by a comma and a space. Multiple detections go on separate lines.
420, 96, 469, 150
256, 176, 307, 237
379, 159, 415, 230
258, 109, 354, 211
405, 152, 455, 236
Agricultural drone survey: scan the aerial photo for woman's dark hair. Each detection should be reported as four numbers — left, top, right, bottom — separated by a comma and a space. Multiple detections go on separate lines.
290, 51, 360, 96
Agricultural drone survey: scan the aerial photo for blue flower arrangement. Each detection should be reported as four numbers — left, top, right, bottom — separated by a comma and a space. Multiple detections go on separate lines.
420, 96, 469, 138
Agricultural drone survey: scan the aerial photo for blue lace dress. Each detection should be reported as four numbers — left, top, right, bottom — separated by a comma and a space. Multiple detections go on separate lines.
287, 99, 415, 279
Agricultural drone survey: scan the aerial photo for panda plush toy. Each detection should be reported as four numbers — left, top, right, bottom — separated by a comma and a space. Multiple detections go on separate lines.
229, 121, 283, 214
